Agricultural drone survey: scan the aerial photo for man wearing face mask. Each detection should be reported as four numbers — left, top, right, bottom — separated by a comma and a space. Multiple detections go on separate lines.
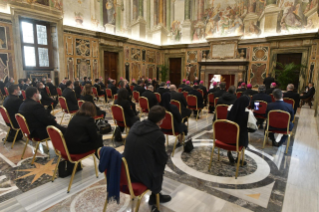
18, 87, 66, 140
5, 77, 14, 88
37, 82, 58, 114
62, 80, 79, 112
3, 85, 23, 142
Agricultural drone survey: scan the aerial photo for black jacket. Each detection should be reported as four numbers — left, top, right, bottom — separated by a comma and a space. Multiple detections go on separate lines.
74, 86, 82, 99
141, 90, 158, 109
198, 85, 208, 99
263, 77, 275, 90
62, 88, 79, 111
59, 83, 66, 91
243, 89, 258, 96
133, 85, 145, 96
22, 84, 29, 91
94, 84, 105, 95
188, 89, 204, 108
265, 87, 275, 95
81, 94, 104, 116
182, 85, 192, 92
99, 82, 106, 89
236, 88, 246, 92
5, 82, 13, 88
301, 87, 315, 99
217, 92, 237, 105
40, 88, 54, 106
46, 82, 57, 96
114, 99, 139, 127
18, 99, 57, 139
3, 94, 23, 128
108, 83, 118, 95
250, 92, 272, 109
208, 87, 220, 94
283, 91, 300, 113
64, 114, 102, 154
213, 89, 227, 99
170, 91, 191, 118
179, 83, 186, 88
156, 87, 169, 96
123, 120, 167, 193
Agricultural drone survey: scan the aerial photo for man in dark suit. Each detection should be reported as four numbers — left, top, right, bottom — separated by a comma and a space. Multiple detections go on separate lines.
3, 85, 23, 141
62, 80, 79, 112
131, 78, 137, 87
98, 77, 106, 89
283, 84, 300, 114
194, 77, 199, 85
46, 78, 57, 96
170, 85, 191, 119
94, 78, 106, 100
179, 79, 186, 88
182, 81, 192, 92
41, 77, 46, 85
38, 82, 58, 114
141, 85, 158, 109
243, 83, 258, 96
82, 77, 88, 86
199, 80, 208, 104
207, 82, 226, 113
133, 80, 145, 95
156, 82, 169, 95
265, 82, 276, 95
108, 79, 118, 95
5, 77, 14, 88
18, 79, 25, 90
22, 79, 30, 90
236, 82, 247, 92
251, 85, 272, 129
208, 81, 220, 94
216, 85, 237, 105
263, 74, 275, 90
18, 87, 65, 140
266, 89, 294, 147
59, 79, 66, 91
300, 82, 315, 102
189, 85, 204, 117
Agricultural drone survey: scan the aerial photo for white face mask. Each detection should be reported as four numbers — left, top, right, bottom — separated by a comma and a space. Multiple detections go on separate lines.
12, 80, 15, 83
18, 90, 21, 96
38, 93, 42, 100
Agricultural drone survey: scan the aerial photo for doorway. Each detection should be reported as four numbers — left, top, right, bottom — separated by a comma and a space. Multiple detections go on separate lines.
169, 58, 182, 87
104, 51, 118, 82
276, 53, 302, 91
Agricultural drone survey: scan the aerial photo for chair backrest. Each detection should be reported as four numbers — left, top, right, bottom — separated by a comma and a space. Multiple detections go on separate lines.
80, 85, 84, 91
213, 120, 240, 150
160, 111, 175, 135
215, 104, 229, 120
208, 93, 214, 106
15, 113, 31, 139
139, 97, 149, 112
236, 92, 242, 99
4, 87, 8, 96
197, 89, 204, 97
133, 91, 140, 102
92, 87, 98, 96
283, 98, 295, 109
21, 90, 26, 100
114, 94, 118, 100
182, 91, 188, 99
47, 125, 71, 161
267, 110, 290, 132
270, 94, 275, 102
178, 88, 182, 93
253, 100, 267, 115
111, 104, 127, 127
58, 96, 69, 113
106, 88, 113, 98
56, 87, 62, 96
45, 86, 51, 96
78, 100, 85, 108
0, 106, 11, 125
130, 85, 134, 91
214, 97, 219, 106
170, 100, 181, 113
186, 95, 198, 110
154, 92, 161, 103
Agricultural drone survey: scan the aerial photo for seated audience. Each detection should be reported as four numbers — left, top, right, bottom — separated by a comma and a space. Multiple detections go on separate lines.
108, 79, 118, 96
94, 78, 106, 100
217, 85, 237, 105
263, 74, 275, 90
226, 96, 257, 165
283, 83, 300, 114
81, 84, 106, 118
188, 84, 204, 117
74, 81, 82, 99
265, 82, 276, 95
208, 82, 226, 113
64, 102, 103, 154
266, 89, 294, 147
179, 79, 186, 88
18, 79, 25, 90
3, 85, 23, 141
99, 77, 106, 89
62, 80, 79, 112
5, 77, 14, 88
300, 82, 315, 102
208, 81, 220, 94
243, 83, 258, 96
133, 79, 145, 96
59, 79, 66, 91
156, 82, 169, 95
236, 82, 247, 92
142, 85, 158, 109
32, 78, 38, 87
182, 81, 192, 92
170, 85, 191, 119
41, 77, 46, 85
46, 78, 57, 96
37, 82, 58, 113
114, 88, 139, 128
123, 105, 171, 211
251, 85, 272, 129
18, 87, 65, 140
199, 80, 208, 103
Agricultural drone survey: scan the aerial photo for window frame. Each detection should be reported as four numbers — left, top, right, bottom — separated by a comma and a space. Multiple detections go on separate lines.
20, 18, 53, 70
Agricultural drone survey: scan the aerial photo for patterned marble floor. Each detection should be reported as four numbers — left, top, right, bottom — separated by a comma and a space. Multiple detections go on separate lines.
0, 102, 317, 212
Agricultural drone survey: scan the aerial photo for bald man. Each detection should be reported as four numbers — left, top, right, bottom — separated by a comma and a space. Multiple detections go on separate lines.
283, 84, 300, 114
170, 85, 191, 119
141, 85, 158, 109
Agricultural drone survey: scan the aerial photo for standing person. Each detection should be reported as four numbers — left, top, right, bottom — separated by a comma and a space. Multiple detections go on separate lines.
62, 80, 79, 112
23, 79, 30, 90
81, 84, 106, 118
226, 96, 257, 164
170, 85, 191, 119
41, 77, 46, 85
283, 83, 300, 114
123, 106, 171, 212
263, 74, 275, 90
141, 85, 158, 109
64, 102, 103, 154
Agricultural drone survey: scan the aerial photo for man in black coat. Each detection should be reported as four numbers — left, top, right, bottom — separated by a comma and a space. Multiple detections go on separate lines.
18, 79, 25, 90
208, 81, 220, 94
283, 84, 300, 114
251, 85, 272, 129
179, 79, 186, 88
141, 85, 158, 109
123, 106, 171, 210
188, 85, 204, 117
46, 78, 57, 96
216, 85, 237, 105
18, 87, 66, 140
5, 77, 14, 88
108, 79, 118, 95
3, 85, 23, 141
209, 82, 227, 113
156, 82, 169, 95
265, 82, 276, 95
59, 79, 66, 91
263, 74, 275, 90
300, 82, 315, 100
22, 79, 30, 90
94, 78, 106, 100
133, 80, 145, 96
199, 80, 208, 103
41, 77, 46, 85
170, 85, 191, 119
62, 80, 79, 112
182, 81, 192, 92
236, 82, 247, 92
38, 82, 58, 114
98, 77, 106, 89
243, 83, 258, 96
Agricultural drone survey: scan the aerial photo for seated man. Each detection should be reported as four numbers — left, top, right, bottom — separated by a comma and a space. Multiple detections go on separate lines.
23, 79, 30, 90
170, 84, 191, 119
108, 79, 118, 96
216, 85, 237, 105
46, 78, 57, 96
59, 79, 66, 91
5, 77, 14, 88
37, 82, 58, 114
3, 85, 23, 141
251, 85, 272, 129
179, 79, 186, 88
198, 80, 208, 104
98, 77, 106, 89
188, 84, 204, 117
94, 78, 106, 100
265, 82, 276, 95
18, 79, 25, 91
156, 82, 169, 95
123, 105, 171, 211
243, 83, 258, 96
236, 82, 247, 92
62, 80, 79, 112
18, 87, 66, 140
283, 83, 300, 114
141, 85, 158, 109
209, 82, 227, 113
300, 82, 315, 107
208, 81, 220, 94
266, 89, 294, 147
182, 81, 192, 92
133, 80, 145, 96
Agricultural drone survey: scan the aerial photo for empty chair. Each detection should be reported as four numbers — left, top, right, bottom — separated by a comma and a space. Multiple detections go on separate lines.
215, 104, 229, 120
186, 95, 203, 120
139, 97, 150, 115
132, 91, 140, 103
58, 97, 78, 125
56, 87, 62, 96
0, 106, 20, 148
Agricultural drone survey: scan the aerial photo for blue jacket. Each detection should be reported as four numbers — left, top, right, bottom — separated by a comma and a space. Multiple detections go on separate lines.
266, 100, 294, 131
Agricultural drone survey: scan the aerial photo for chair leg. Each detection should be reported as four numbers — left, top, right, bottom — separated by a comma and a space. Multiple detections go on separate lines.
60, 113, 65, 125
103, 196, 108, 212
93, 155, 99, 178
263, 131, 268, 149
166, 134, 169, 147
171, 136, 179, 157
45, 139, 49, 150
196, 110, 199, 121
67, 162, 79, 193
208, 144, 216, 170
217, 148, 220, 161
235, 151, 241, 179
52, 155, 61, 182
3, 128, 10, 145
156, 193, 160, 211
135, 196, 142, 212
21, 139, 29, 159
31, 142, 40, 164
241, 148, 245, 166
11, 129, 20, 149
286, 134, 291, 154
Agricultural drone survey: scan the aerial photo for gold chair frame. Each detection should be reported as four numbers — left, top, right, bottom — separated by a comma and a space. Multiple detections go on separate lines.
0, 106, 21, 149
208, 120, 245, 179
58, 96, 77, 125
132, 91, 140, 103
263, 110, 292, 154
139, 97, 150, 118
170, 99, 189, 130
93, 86, 106, 105
111, 105, 129, 144
47, 125, 98, 193
186, 94, 201, 121
105, 88, 114, 104
236, 91, 243, 98
215, 104, 230, 120
15, 113, 49, 164
207, 93, 214, 108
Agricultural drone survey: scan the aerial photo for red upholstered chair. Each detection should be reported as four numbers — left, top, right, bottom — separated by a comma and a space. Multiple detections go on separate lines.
130, 85, 134, 91
15, 114, 49, 164
160, 111, 184, 156
97, 148, 160, 212
139, 97, 150, 116
154, 92, 161, 103
182, 91, 188, 99
47, 126, 98, 193
208, 93, 214, 108
178, 88, 182, 93
80, 85, 83, 91
78, 100, 85, 108
56, 87, 62, 96
4, 87, 9, 97
105, 88, 113, 102
263, 110, 292, 153
113, 93, 118, 101
187, 95, 202, 120
283, 98, 295, 109
208, 120, 245, 179
270, 94, 275, 102
111, 105, 129, 142
132, 91, 140, 103
236, 92, 242, 99
214, 97, 219, 107
215, 104, 229, 120
92, 87, 105, 104
45, 86, 51, 96
21, 90, 26, 100
253, 100, 268, 122
0, 106, 20, 149
197, 89, 204, 97
58, 97, 78, 125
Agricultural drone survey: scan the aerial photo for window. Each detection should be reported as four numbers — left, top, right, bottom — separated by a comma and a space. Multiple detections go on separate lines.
20, 19, 52, 70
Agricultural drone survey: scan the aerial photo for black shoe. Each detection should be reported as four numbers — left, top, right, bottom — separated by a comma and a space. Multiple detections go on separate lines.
235, 158, 247, 166
151, 205, 160, 212
148, 193, 171, 205
227, 151, 235, 165
272, 139, 280, 147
